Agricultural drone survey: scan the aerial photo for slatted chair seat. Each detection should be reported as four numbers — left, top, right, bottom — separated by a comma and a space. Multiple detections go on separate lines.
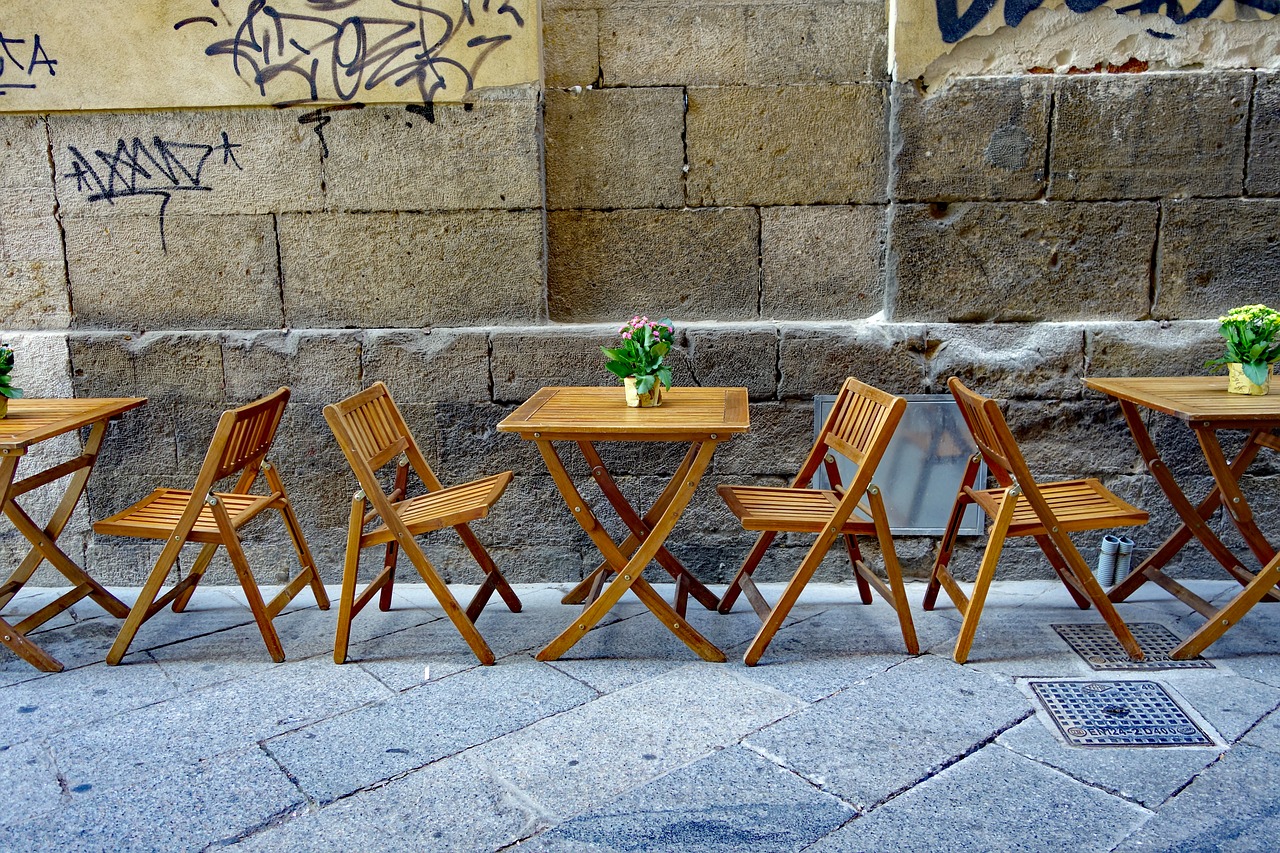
925, 377, 1148, 664
324, 383, 521, 666
717, 377, 919, 665
361, 473, 512, 547
93, 388, 330, 665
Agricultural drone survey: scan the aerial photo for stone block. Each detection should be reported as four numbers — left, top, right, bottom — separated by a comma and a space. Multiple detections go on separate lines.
685, 324, 778, 400
0, 114, 55, 216
545, 87, 684, 210
221, 330, 362, 405
777, 323, 929, 399
1155, 199, 1280, 319
892, 77, 1050, 202
1084, 320, 1221, 377
490, 327, 619, 402
922, 322, 1084, 399
712, 401, 814, 478
321, 96, 541, 211
64, 214, 282, 331
1003, 399, 1144, 478
890, 202, 1155, 322
413, 401, 531, 484
49, 107, 323, 217
745, 3, 886, 84
544, 9, 600, 88
362, 329, 491, 403
0, 332, 71, 397
547, 209, 760, 322
1247, 72, 1280, 196
278, 210, 545, 328
1049, 73, 1249, 200
599, 7, 746, 86
761, 205, 887, 320
69, 332, 225, 402
0, 214, 69, 330
687, 84, 889, 206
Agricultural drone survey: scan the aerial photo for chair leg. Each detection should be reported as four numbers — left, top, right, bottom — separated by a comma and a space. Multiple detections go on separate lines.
743, 532, 837, 666
379, 460, 409, 612
867, 486, 919, 655
1032, 533, 1091, 610
455, 523, 522, 614
334, 493, 365, 665
718, 530, 777, 614
842, 534, 874, 605
264, 465, 331, 612
1052, 534, 1144, 662
210, 499, 285, 663
925, 455, 981, 611
399, 534, 495, 665
107, 539, 185, 666
953, 492, 1017, 664
171, 543, 219, 613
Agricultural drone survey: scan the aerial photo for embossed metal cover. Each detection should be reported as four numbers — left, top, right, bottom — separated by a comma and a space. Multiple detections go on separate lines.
1053, 623, 1214, 671
1030, 680, 1213, 748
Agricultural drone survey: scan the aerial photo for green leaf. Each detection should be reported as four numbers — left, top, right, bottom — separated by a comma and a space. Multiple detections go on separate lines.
1243, 361, 1271, 386
605, 362, 631, 380
657, 367, 672, 389
634, 374, 655, 394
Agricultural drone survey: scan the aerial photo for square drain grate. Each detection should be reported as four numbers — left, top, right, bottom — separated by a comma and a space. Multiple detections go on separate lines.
1053, 623, 1213, 670
1030, 680, 1213, 748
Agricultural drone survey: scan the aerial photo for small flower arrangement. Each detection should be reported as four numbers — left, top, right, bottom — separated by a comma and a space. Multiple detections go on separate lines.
601, 316, 675, 396
1205, 304, 1280, 388
0, 343, 23, 406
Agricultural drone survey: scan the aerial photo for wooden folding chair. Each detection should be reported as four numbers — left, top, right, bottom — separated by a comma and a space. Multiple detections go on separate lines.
717, 378, 919, 665
925, 377, 1148, 663
94, 388, 330, 665
323, 383, 521, 666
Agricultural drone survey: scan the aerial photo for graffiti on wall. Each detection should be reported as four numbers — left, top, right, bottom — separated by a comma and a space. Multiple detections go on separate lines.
936, 0, 1279, 44
0, 1, 537, 114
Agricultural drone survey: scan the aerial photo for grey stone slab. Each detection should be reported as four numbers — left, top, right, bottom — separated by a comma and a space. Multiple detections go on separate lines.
745, 3, 886, 84
467, 666, 806, 820
229, 751, 540, 852
1113, 744, 1280, 852
1156, 198, 1280, 320
0, 746, 303, 851
0, 214, 69, 330
686, 325, 780, 401
729, 588, 954, 701
1085, 320, 1222, 377
1248, 72, 1280, 197
544, 9, 600, 89
221, 330, 363, 405
686, 84, 889, 206
745, 654, 1032, 809
0, 739, 63, 827
760, 205, 887, 321
808, 744, 1148, 852
600, 7, 747, 86
0, 657, 178, 747
892, 77, 1050, 202
361, 328, 492, 403
46, 657, 391, 796
1050, 72, 1250, 200
266, 659, 594, 803
891, 201, 1155, 322
776, 323, 929, 399
1241, 705, 1280, 754
525, 745, 854, 851
923, 322, 1085, 400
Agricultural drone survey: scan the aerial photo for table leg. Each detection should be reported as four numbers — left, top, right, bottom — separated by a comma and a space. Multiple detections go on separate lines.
1108, 402, 1274, 605
1171, 552, 1280, 659
566, 442, 719, 614
535, 439, 725, 662
1195, 426, 1276, 566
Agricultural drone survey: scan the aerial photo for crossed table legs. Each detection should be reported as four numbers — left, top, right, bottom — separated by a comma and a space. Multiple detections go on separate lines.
534, 439, 726, 662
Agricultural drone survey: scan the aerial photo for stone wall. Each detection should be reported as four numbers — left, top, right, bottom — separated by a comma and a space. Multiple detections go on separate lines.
2, 0, 1278, 592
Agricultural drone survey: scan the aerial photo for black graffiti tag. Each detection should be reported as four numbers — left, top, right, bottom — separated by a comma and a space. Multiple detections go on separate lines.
62, 134, 243, 251
202, 0, 525, 120
0, 31, 57, 93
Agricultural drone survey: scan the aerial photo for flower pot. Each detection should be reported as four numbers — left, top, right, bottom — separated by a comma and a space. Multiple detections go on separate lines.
1227, 362, 1272, 396
0, 396, 6, 418
623, 377, 663, 408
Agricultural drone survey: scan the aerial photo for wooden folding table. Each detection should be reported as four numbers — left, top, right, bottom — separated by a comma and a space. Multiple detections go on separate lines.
498, 386, 749, 662
0, 397, 146, 671
1084, 376, 1280, 658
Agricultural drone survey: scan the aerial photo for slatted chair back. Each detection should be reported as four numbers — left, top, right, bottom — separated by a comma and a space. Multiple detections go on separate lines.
948, 376, 1019, 487
816, 378, 906, 510
201, 388, 291, 488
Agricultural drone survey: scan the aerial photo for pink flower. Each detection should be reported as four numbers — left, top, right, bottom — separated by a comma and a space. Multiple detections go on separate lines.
622, 331, 632, 339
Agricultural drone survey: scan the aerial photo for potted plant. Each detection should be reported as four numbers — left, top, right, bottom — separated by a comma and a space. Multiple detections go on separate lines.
1205, 304, 1280, 395
601, 316, 675, 408
0, 343, 23, 418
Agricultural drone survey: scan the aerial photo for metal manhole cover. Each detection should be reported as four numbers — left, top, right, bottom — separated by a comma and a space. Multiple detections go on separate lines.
1053, 623, 1213, 670
1030, 680, 1213, 748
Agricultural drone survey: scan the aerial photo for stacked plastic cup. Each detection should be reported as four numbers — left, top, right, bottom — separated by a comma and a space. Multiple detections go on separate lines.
1114, 536, 1136, 583
1096, 534, 1122, 587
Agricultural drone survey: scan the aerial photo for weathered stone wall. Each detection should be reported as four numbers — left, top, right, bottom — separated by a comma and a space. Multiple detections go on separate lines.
3, 1, 1278, 593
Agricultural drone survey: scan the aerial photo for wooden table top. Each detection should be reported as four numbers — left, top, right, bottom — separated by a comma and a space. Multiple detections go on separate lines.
1084, 376, 1280, 425
498, 386, 750, 441
0, 397, 147, 453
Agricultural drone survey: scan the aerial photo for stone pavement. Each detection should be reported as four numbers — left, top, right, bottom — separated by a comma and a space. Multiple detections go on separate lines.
1, 578, 1277, 852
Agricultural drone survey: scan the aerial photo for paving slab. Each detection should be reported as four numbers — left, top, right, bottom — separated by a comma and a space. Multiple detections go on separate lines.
744, 654, 1034, 810
467, 666, 806, 822
807, 744, 1149, 852
266, 658, 595, 804
522, 745, 854, 852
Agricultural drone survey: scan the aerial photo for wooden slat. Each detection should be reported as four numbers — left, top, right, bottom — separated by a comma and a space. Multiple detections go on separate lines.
497, 387, 750, 440
1084, 376, 1280, 425
0, 398, 146, 453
